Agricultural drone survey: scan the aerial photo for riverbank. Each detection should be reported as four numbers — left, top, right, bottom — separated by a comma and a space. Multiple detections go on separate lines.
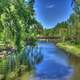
0, 51, 32, 80
0, 64, 31, 80
56, 42, 80, 58
56, 42, 80, 80
17, 71, 33, 80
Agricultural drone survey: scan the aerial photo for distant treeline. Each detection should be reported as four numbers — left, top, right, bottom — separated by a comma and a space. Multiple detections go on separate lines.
43, 0, 80, 44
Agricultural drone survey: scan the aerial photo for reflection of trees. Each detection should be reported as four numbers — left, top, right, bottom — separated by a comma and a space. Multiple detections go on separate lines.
25, 45, 43, 68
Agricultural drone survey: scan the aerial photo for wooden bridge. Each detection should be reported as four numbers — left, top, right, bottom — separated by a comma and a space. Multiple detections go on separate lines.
36, 36, 60, 39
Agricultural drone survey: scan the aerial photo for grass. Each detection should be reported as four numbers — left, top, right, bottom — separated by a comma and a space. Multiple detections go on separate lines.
5, 65, 32, 80
0, 52, 32, 80
57, 42, 80, 57
57, 42, 80, 80
19, 71, 32, 80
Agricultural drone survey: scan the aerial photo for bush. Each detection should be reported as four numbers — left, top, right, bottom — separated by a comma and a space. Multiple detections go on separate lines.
0, 74, 4, 80
6, 71, 18, 80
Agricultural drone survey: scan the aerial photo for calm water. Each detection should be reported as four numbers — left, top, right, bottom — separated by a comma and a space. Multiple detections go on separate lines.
28, 41, 73, 80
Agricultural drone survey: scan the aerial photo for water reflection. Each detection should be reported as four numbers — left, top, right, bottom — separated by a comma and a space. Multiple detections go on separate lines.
35, 60, 73, 80
25, 45, 43, 68
28, 41, 73, 80
69, 54, 80, 80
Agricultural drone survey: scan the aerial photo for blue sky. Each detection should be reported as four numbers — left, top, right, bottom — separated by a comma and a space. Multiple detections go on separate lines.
34, 0, 73, 28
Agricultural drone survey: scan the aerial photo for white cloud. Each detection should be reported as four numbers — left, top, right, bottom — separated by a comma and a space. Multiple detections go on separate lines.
46, 4, 55, 8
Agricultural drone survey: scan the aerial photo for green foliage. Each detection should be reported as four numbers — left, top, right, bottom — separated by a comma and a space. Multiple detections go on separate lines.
0, 0, 43, 79
0, 0, 43, 52
44, 1, 80, 44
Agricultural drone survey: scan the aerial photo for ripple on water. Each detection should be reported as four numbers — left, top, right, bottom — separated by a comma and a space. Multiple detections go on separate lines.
29, 41, 74, 80
29, 60, 73, 80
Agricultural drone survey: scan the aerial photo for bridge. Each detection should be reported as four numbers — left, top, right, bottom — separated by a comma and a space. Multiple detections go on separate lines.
36, 36, 61, 42
36, 36, 60, 39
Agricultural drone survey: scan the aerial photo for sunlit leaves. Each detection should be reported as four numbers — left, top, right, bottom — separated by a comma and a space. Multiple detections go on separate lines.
0, 0, 43, 53
10, 5, 16, 12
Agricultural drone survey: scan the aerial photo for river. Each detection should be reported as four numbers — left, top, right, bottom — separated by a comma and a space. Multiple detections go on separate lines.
26, 41, 75, 80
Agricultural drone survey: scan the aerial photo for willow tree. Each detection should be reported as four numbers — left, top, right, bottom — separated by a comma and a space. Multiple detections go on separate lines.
0, 0, 44, 76
0, 0, 41, 53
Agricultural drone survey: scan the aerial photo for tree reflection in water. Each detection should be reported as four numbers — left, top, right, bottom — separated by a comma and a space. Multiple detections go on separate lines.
25, 45, 43, 68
